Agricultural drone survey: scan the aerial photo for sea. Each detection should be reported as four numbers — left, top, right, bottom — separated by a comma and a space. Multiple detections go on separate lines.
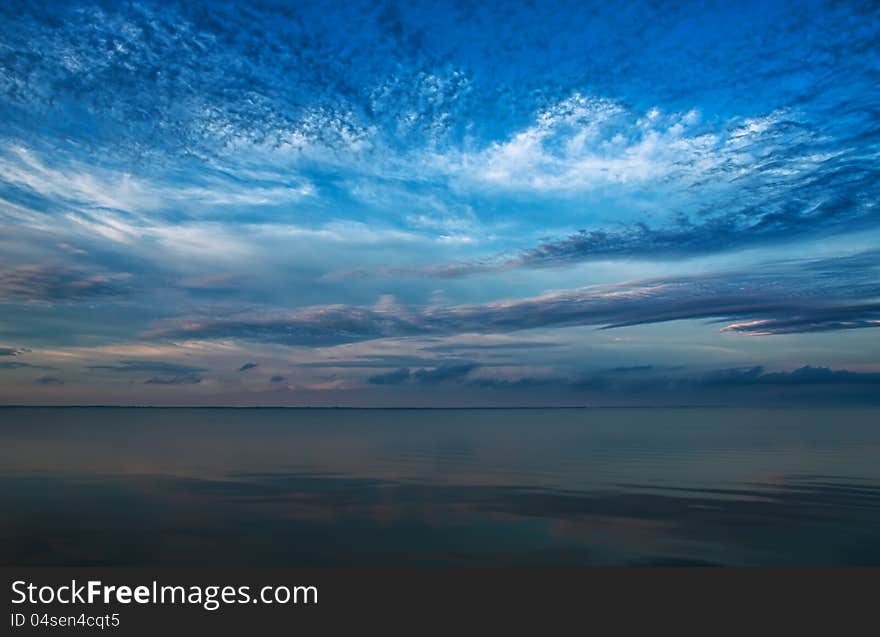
2, 407, 879, 566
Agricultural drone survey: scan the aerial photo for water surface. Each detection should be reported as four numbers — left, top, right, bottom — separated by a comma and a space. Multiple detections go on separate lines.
2, 407, 879, 566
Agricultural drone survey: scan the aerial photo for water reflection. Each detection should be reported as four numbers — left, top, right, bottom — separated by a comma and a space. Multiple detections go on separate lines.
2, 407, 879, 566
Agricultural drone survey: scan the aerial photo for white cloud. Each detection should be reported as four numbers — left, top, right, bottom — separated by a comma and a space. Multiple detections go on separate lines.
0, 144, 313, 219
0, 146, 161, 212
442, 94, 723, 191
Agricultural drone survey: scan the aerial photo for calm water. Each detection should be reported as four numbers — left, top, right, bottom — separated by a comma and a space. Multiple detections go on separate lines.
1, 407, 879, 566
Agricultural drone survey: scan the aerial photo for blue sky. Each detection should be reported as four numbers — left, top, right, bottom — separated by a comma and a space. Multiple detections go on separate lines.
0, 0, 878, 405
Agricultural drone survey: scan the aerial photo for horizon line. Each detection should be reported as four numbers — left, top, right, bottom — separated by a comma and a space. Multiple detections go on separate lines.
0, 404, 733, 410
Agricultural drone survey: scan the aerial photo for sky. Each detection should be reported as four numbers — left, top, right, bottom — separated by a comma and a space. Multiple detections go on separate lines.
0, 0, 878, 406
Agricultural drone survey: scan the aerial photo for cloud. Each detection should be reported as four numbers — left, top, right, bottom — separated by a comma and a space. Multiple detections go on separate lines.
368, 364, 479, 386
150, 250, 880, 344
421, 341, 562, 352
1, 0, 878, 408
297, 354, 480, 369
86, 359, 208, 386
720, 305, 880, 335
393, 163, 879, 277
0, 362, 55, 370
150, 306, 418, 346
456, 364, 880, 403
0, 145, 312, 222
0, 347, 23, 356
34, 375, 63, 385
412, 363, 479, 384
88, 360, 206, 374
701, 365, 880, 387
0, 264, 131, 302
326, 94, 876, 279
367, 368, 411, 385
467, 375, 564, 389
0, 1, 875, 309
359, 362, 880, 405
144, 374, 203, 385
0, 146, 161, 214
448, 95, 720, 192
178, 274, 246, 291
3, 0, 874, 164
238, 362, 259, 372
605, 365, 658, 373
270, 375, 286, 383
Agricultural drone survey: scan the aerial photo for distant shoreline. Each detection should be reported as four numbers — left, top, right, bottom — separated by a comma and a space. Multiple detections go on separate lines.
0, 404, 774, 410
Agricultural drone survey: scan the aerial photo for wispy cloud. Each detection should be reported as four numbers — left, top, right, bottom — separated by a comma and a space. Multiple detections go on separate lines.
421, 340, 562, 353
87, 360, 206, 374
150, 250, 880, 344
0, 264, 131, 302
144, 374, 203, 385
88, 359, 207, 387
373, 100, 878, 277
721, 305, 880, 335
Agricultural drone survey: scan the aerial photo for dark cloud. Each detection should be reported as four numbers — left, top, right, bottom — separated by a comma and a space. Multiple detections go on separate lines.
89, 360, 206, 374
0, 361, 54, 370
34, 375, 63, 385
298, 355, 488, 369
144, 374, 203, 385
179, 274, 246, 291
411, 182, 879, 277
269, 375, 286, 383
150, 306, 408, 346
367, 363, 480, 385
150, 250, 880, 344
367, 368, 411, 385
421, 341, 562, 352
468, 375, 561, 389
0, 347, 25, 356
0, 265, 130, 302
238, 362, 259, 372
719, 304, 880, 335
369, 364, 480, 386
451, 364, 880, 405
606, 365, 656, 373
413, 364, 480, 384
702, 366, 880, 387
